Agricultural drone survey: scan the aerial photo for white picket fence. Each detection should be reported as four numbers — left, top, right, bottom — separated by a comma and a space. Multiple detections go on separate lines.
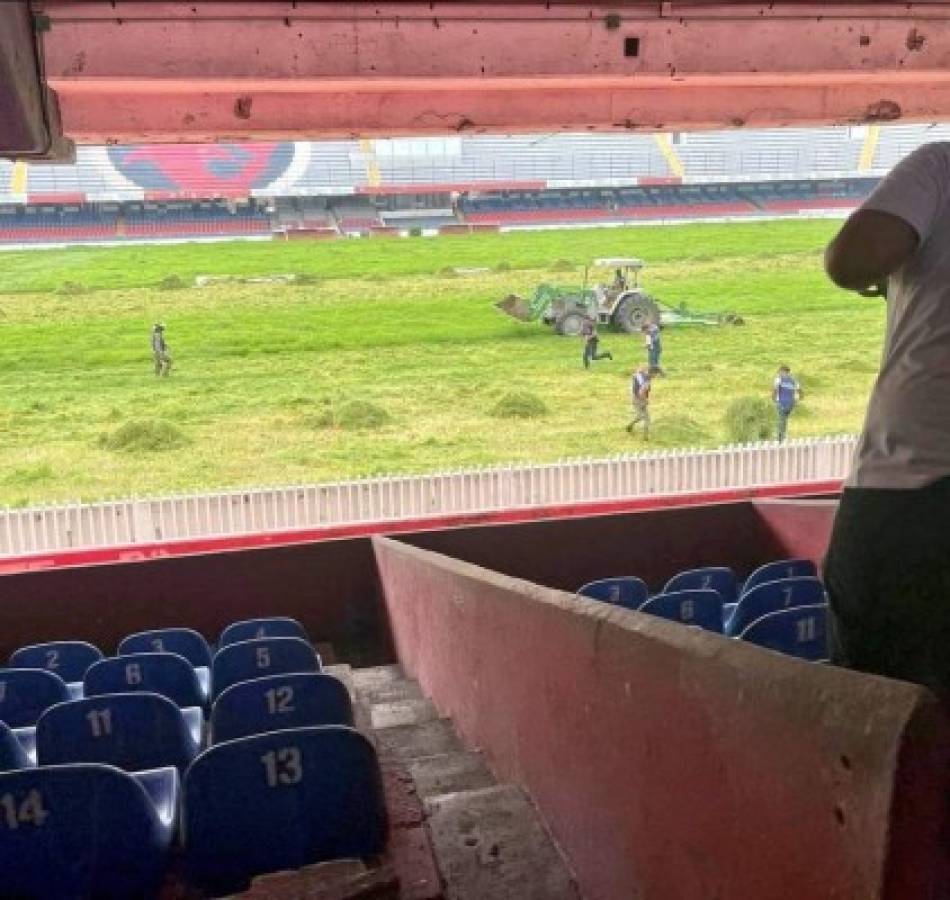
0, 436, 856, 558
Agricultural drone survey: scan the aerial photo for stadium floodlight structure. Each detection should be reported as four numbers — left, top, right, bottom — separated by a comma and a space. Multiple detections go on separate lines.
5, 1, 950, 157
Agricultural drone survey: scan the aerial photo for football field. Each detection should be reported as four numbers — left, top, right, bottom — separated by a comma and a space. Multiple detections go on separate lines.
0, 219, 882, 506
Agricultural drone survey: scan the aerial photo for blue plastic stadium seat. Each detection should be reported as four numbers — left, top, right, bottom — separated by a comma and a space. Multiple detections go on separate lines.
212, 672, 353, 743
219, 616, 309, 647
37, 692, 202, 773
739, 604, 829, 661
85, 652, 205, 709
118, 628, 212, 668
0, 670, 70, 727
663, 567, 737, 605
639, 589, 723, 633
0, 763, 176, 899
725, 576, 826, 637
10, 641, 103, 684
741, 558, 817, 598
0, 721, 30, 771
576, 577, 649, 610
212, 637, 320, 700
183, 726, 387, 895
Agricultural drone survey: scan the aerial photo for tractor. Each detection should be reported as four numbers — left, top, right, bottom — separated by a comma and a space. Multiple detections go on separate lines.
496, 258, 743, 335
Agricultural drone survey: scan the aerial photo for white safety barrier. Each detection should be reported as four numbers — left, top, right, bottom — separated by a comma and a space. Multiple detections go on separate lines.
0, 436, 856, 558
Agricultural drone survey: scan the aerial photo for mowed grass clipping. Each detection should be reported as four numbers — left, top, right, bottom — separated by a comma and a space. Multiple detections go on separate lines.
0, 219, 883, 506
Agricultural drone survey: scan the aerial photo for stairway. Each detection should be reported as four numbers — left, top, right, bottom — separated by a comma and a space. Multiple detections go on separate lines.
353, 665, 582, 900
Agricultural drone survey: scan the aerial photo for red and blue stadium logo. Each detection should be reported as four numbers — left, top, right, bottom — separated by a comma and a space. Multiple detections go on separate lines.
108, 143, 295, 197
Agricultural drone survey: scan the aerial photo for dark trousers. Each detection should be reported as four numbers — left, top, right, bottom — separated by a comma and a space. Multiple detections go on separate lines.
824, 476, 950, 702
776, 404, 792, 441
583, 339, 610, 369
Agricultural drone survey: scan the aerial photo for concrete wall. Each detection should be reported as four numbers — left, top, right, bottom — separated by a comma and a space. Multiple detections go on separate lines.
374, 536, 950, 900
0, 537, 391, 665
753, 498, 838, 569
403, 499, 788, 593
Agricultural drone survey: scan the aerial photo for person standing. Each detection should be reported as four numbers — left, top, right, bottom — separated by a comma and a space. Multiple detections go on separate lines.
626, 363, 651, 438
644, 321, 664, 375
772, 365, 801, 442
823, 141, 950, 701
151, 323, 172, 377
581, 317, 612, 370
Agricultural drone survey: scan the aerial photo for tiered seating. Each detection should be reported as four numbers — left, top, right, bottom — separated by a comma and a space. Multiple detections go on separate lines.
0, 207, 119, 243
0, 615, 388, 896
333, 199, 382, 232
576, 557, 830, 661
124, 203, 270, 238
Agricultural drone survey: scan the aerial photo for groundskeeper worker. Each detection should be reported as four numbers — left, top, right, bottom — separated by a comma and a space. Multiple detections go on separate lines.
152, 323, 171, 377
824, 141, 950, 701
626, 363, 651, 438
581, 317, 613, 369
644, 320, 664, 376
772, 365, 801, 442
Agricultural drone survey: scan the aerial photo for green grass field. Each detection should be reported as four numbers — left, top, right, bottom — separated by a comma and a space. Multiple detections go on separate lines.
0, 219, 883, 506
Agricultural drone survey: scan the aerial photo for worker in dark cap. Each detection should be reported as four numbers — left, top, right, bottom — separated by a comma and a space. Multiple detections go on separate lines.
151, 323, 171, 377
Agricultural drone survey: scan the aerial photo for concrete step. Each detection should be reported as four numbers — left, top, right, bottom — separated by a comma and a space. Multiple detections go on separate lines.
371, 698, 439, 730
425, 784, 581, 900
409, 752, 496, 802
375, 718, 464, 761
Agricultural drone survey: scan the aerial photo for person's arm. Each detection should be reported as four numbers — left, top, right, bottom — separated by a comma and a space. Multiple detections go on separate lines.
825, 143, 947, 292
824, 210, 918, 291
772, 377, 779, 404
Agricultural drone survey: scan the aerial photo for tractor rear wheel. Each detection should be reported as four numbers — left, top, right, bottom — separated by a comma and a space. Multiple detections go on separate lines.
613, 294, 660, 333
556, 312, 586, 337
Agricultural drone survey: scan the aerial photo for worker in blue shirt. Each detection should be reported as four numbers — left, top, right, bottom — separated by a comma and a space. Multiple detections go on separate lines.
772, 365, 802, 441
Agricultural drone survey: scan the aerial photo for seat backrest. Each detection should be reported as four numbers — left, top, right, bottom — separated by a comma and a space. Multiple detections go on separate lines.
118, 628, 212, 668
212, 637, 319, 700
212, 673, 353, 743
0, 721, 29, 771
0, 764, 171, 899
742, 558, 817, 597
576, 577, 649, 610
727, 576, 826, 637
10, 641, 103, 683
84, 653, 203, 709
219, 617, 309, 648
739, 604, 829, 661
0, 669, 70, 727
184, 726, 387, 895
37, 692, 199, 773
639, 589, 723, 633
663, 567, 737, 605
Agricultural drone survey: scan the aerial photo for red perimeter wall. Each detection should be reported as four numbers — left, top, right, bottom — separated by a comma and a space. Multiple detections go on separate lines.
373, 535, 950, 900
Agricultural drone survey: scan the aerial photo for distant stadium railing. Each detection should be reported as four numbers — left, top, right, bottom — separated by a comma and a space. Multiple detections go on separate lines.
0, 436, 856, 558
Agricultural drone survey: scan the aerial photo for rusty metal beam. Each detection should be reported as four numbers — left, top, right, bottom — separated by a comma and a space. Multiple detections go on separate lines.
0, 1, 71, 160
23, 2, 950, 144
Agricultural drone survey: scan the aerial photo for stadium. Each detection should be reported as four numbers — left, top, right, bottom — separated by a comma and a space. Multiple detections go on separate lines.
2, 2, 950, 898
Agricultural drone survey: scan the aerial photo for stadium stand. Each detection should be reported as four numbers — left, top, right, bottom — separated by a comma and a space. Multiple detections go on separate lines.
84, 652, 207, 709
738, 604, 830, 662
638, 589, 724, 633
211, 636, 320, 699
0, 670, 70, 727
219, 615, 310, 646
577, 576, 650, 610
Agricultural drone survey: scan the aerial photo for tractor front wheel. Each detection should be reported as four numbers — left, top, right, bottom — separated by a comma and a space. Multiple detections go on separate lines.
613, 295, 660, 333
556, 312, 586, 337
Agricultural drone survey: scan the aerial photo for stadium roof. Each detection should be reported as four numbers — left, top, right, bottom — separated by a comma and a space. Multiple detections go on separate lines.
5, 2, 950, 160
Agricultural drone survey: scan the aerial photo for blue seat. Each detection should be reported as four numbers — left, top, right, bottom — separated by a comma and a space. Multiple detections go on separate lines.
739, 604, 829, 661
725, 576, 826, 637
118, 628, 212, 668
85, 652, 204, 709
0, 763, 175, 899
212, 637, 320, 700
577, 577, 649, 610
741, 558, 817, 598
183, 726, 387, 895
219, 616, 309, 647
663, 567, 737, 605
0, 669, 70, 727
37, 692, 202, 773
10, 641, 103, 684
639, 589, 723, 633
0, 721, 30, 771
212, 673, 353, 743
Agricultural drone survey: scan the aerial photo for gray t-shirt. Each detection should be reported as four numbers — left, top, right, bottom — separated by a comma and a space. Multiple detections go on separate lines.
850, 142, 950, 488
